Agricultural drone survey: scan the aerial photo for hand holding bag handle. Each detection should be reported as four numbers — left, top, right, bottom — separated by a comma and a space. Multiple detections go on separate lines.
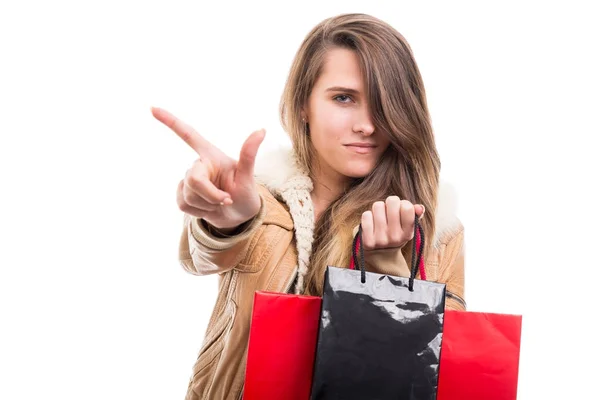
350, 213, 426, 289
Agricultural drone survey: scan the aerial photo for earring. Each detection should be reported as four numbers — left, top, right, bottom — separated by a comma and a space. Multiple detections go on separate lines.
301, 117, 310, 135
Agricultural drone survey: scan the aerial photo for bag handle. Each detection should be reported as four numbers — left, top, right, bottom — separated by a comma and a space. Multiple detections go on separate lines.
350, 214, 425, 291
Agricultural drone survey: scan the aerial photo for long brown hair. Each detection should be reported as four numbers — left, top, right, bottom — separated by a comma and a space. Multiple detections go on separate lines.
280, 13, 440, 296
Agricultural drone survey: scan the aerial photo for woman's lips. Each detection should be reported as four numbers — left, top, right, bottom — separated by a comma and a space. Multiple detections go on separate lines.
344, 143, 377, 154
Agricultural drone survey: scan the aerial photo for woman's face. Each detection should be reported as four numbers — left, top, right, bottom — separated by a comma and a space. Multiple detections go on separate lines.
304, 47, 390, 182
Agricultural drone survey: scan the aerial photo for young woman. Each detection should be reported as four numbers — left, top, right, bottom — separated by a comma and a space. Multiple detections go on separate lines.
153, 12, 465, 400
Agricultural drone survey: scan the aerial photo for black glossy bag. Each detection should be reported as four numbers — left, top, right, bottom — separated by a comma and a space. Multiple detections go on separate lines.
310, 217, 446, 400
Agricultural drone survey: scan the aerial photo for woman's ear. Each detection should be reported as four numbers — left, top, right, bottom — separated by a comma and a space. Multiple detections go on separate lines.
300, 104, 310, 123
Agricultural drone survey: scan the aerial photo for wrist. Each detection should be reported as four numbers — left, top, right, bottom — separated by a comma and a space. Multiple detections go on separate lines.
202, 217, 254, 238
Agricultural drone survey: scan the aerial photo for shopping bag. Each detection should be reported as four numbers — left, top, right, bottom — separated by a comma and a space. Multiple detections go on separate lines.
310, 217, 446, 400
243, 291, 322, 400
437, 309, 523, 400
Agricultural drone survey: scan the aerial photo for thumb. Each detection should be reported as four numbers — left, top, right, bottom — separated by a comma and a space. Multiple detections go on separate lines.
415, 204, 426, 220
236, 129, 266, 181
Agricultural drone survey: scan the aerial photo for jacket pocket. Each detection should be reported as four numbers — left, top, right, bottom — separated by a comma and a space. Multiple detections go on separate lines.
190, 301, 237, 393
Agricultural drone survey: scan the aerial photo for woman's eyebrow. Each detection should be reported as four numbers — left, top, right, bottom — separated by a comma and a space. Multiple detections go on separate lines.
325, 86, 361, 95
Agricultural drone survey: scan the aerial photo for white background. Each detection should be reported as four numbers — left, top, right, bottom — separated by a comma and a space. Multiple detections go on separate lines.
1, 1, 598, 399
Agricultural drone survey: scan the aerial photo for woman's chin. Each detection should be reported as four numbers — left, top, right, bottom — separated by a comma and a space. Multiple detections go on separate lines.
341, 163, 376, 179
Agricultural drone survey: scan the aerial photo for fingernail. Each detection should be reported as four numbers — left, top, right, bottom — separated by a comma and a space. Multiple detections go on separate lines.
221, 198, 233, 206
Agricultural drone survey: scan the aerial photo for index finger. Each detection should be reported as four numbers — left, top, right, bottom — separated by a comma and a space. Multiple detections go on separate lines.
151, 107, 209, 154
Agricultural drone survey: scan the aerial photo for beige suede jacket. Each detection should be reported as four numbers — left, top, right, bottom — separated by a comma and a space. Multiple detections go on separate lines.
178, 149, 466, 400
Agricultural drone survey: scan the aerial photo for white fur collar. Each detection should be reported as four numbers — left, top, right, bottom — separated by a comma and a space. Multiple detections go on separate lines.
255, 146, 314, 294
254, 145, 460, 293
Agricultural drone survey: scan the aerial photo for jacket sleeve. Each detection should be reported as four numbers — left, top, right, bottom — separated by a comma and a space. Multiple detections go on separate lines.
363, 248, 411, 277
178, 196, 267, 276
437, 225, 466, 311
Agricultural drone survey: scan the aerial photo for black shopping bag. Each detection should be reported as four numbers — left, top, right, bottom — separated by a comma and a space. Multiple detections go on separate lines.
310, 217, 446, 400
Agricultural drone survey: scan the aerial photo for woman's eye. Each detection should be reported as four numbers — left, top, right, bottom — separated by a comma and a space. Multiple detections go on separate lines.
334, 95, 352, 103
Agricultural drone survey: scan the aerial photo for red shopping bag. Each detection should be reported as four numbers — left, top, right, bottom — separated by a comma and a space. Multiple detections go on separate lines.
437, 309, 523, 400
243, 291, 322, 400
